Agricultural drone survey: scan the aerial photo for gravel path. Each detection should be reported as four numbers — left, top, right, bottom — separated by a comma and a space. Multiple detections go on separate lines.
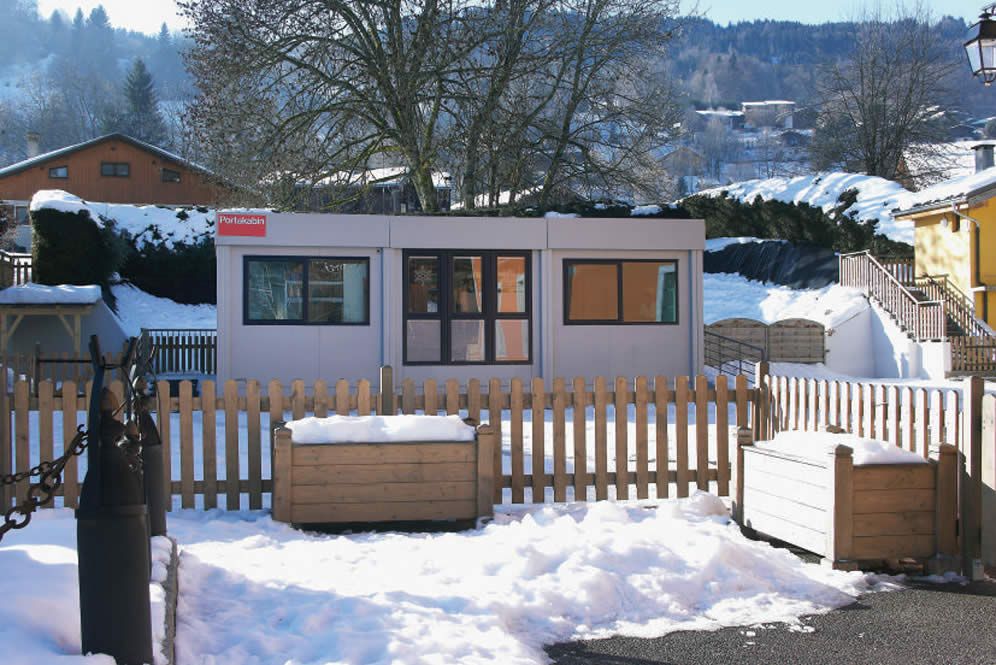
547, 579, 996, 665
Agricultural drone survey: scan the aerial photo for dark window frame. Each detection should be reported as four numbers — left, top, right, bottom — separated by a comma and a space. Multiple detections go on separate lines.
48, 165, 68, 179
403, 249, 532, 366
161, 168, 181, 183
563, 258, 680, 326
100, 162, 131, 177
242, 255, 371, 326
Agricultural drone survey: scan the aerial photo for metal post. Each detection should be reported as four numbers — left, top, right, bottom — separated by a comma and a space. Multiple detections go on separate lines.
76, 335, 153, 664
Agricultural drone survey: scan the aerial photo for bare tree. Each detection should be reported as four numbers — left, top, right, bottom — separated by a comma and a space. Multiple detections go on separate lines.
810, 3, 957, 185
181, 0, 489, 212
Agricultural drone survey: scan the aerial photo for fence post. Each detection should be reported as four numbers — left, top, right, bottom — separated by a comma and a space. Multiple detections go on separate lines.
0, 356, 7, 510
379, 365, 395, 415
827, 444, 855, 570
732, 427, 753, 524
981, 394, 996, 573
754, 361, 769, 441
962, 376, 985, 579
931, 443, 959, 574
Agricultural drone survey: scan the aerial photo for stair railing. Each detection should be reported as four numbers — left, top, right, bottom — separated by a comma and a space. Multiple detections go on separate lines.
839, 251, 947, 341
914, 274, 996, 340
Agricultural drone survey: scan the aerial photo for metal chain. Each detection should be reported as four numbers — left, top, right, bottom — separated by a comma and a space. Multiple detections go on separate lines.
0, 425, 89, 542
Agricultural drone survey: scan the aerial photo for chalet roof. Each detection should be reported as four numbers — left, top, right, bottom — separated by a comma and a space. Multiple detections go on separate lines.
0, 133, 212, 179
895, 167, 996, 217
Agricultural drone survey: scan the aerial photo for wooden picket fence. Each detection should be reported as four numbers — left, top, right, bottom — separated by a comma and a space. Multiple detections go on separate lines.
762, 374, 963, 455
0, 367, 760, 511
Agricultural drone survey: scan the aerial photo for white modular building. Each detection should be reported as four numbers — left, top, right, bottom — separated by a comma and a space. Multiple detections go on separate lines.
214, 213, 705, 386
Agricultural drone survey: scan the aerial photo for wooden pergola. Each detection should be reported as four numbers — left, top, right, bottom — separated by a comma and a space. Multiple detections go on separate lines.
0, 303, 96, 357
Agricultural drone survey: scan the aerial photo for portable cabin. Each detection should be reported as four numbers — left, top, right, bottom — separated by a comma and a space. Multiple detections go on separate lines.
214, 213, 705, 386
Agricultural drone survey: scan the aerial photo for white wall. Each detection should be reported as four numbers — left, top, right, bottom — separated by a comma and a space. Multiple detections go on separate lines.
824, 300, 951, 380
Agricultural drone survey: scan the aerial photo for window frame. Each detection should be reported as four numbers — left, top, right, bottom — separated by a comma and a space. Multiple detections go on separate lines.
100, 162, 131, 178
48, 165, 68, 179
563, 258, 680, 326
242, 255, 371, 326
403, 249, 532, 366
161, 168, 181, 183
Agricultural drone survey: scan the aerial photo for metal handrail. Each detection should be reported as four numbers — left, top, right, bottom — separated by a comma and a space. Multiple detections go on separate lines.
704, 329, 765, 381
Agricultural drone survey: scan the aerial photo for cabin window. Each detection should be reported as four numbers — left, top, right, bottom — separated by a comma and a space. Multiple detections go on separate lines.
100, 162, 130, 177
403, 250, 530, 365
162, 168, 181, 183
48, 166, 68, 179
243, 256, 369, 325
564, 259, 678, 324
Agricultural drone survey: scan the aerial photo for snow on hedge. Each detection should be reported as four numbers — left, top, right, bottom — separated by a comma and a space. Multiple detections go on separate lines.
704, 272, 868, 328
697, 173, 913, 244
29, 190, 214, 249
287, 414, 475, 444
0, 283, 101, 305
170, 496, 892, 664
758, 431, 929, 466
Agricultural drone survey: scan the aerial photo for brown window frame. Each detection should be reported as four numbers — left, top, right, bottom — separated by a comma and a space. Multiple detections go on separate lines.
48, 165, 68, 179
563, 258, 679, 326
161, 168, 181, 183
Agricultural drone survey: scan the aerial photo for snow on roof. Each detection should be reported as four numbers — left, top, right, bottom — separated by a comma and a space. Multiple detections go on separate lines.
0, 133, 211, 178
741, 100, 796, 107
895, 166, 996, 215
29, 190, 214, 249
320, 166, 452, 189
696, 109, 744, 118
0, 283, 101, 306
696, 172, 914, 244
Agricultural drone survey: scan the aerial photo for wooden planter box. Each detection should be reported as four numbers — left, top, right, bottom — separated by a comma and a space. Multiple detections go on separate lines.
271, 422, 497, 525
732, 430, 959, 570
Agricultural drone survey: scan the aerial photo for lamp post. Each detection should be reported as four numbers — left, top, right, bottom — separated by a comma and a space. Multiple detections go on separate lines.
966, 4, 996, 85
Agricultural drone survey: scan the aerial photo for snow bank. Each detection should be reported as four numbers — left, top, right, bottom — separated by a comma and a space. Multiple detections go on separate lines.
30, 190, 214, 249
630, 204, 662, 216
704, 272, 868, 328
897, 166, 996, 213
286, 414, 475, 444
758, 431, 929, 466
0, 509, 171, 665
171, 496, 892, 665
0, 283, 102, 305
111, 284, 217, 336
698, 173, 913, 244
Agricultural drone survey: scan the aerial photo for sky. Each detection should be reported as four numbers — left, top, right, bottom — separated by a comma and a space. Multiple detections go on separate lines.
35, 0, 979, 36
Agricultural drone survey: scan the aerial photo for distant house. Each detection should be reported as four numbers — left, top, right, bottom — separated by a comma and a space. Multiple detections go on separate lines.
299, 167, 453, 214
741, 101, 796, 130
0, 133, 230, 249
695, 109, 746, 131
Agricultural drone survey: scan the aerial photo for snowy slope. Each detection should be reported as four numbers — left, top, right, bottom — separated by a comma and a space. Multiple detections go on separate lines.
112, 284, 217, 335
697, 173, 913, 244
30, 190, 214, 249
704, 272, 868, 328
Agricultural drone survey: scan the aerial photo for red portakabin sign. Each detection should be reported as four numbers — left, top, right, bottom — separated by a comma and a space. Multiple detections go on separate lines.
217, 212, 267, 237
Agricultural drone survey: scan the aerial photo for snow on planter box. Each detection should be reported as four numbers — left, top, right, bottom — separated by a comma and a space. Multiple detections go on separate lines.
271, 414, 496, 525
733, 429, 958, 571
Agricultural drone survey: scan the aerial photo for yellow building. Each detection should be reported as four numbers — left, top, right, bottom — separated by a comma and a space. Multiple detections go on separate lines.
895, 145, 996, 328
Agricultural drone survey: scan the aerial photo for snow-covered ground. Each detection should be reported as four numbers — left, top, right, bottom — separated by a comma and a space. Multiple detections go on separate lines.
698, 173, 913, 244
0, 510, 172, 665
0, 499, 897, 665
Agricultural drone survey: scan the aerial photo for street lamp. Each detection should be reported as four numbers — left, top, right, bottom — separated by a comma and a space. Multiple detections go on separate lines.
966, 4, 996, 86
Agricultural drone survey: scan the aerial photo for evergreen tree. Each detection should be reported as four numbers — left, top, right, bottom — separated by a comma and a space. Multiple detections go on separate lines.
118, 58, 167, 145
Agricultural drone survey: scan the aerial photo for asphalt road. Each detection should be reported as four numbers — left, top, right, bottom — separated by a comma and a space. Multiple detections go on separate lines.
546, 579, 996, 665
